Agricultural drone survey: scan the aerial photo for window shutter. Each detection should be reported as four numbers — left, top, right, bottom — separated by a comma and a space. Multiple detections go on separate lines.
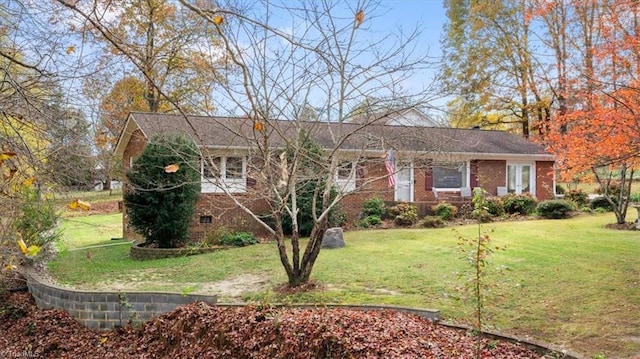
355, 162, 365, 188
470, 160, 479, 188
424, 159, 433, 190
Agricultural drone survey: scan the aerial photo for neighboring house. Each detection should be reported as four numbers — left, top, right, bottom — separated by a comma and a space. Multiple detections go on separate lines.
114, 112, 555, 240
348, 108, 442, 127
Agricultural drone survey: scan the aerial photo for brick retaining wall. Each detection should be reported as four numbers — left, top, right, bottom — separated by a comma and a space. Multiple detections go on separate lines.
129, 242, 231, 260
25, 270, 217, 330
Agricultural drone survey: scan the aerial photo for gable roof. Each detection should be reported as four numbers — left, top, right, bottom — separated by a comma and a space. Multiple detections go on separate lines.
349, 108, 440, 127
115, 112, 553, 160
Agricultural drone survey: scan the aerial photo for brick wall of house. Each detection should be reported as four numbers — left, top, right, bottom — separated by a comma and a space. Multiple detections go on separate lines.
122, 129, 147, 240
191, 194, 272, 240
414, 162, 437, 201
122, 135, 554, 241
536, 161, 555, 200
476, 160, 507, 196
340, 162, 394, 225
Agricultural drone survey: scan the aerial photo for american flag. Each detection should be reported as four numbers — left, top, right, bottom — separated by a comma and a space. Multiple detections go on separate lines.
385, 149, 396, 187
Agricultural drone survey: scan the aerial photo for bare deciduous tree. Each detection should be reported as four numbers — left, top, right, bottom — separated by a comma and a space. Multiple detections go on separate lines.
179, 0, 436, 286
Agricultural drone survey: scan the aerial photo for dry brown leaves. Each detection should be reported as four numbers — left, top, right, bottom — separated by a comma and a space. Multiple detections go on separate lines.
0, 292, 548, 358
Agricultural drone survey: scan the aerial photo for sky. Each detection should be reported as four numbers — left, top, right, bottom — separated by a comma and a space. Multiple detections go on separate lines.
222, 0, 451, 117
378, 0, 447, 59
375, 0, 449, 111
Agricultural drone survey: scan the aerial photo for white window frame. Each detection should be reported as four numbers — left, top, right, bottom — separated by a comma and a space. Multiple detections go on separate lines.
334, 160, 357, 193
506, 161, 536, 196
432, 160, 469, 190
201, 155, 247, 193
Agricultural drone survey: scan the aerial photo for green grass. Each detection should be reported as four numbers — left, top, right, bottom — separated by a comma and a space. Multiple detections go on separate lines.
59, 213, 125, 250
560, 180, 640, 195
47, 213, 640, 357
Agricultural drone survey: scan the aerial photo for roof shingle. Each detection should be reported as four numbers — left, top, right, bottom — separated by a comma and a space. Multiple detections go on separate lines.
123, 112, 551, 159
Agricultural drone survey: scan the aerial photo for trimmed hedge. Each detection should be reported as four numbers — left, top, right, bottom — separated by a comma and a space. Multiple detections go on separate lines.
536, 199, 574, 219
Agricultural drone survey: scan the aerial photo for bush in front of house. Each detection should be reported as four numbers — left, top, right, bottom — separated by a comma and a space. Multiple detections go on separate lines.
357, 196, 386, 228
362, 196, 387, 218
431, 202, 458, 220
388, 203, 418, 226
502, 193, 537, 215
358, 215, 382, 228
564, 189, 588, 208
124, 134, 201, 248
629, 193, 640, 203
201, 227, 231, 247
596, 181, 629, 199
220, 231, 258, 247
536, 199, 575, 219
555, 184, 566, 195
281, 181, 346, 236
421, 216, 446, 228
484, 196, 505, 217
589, 196, 615, 211
281, 133, 346, 237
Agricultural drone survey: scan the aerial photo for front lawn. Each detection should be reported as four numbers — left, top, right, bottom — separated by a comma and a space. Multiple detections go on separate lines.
59, 213, 125, 250
48, 213, 640, 357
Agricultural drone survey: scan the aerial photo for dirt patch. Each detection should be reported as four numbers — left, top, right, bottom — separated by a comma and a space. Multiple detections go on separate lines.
64, 199, 121, 217
605, 221, 638, 230
198, 274, 270, 300
86, 273, 271, 301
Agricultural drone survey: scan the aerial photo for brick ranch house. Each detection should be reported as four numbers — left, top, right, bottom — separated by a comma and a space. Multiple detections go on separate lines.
114, 111, 555, 240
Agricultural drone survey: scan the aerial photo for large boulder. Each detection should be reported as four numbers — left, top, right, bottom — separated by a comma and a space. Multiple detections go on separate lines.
321, 227, 345, 249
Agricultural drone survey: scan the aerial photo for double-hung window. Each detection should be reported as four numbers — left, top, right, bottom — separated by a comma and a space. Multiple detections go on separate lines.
202, 156, 247, 193
334, 161, 356, 193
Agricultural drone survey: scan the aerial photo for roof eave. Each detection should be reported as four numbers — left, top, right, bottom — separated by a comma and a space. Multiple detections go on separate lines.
114, 114, 146, 158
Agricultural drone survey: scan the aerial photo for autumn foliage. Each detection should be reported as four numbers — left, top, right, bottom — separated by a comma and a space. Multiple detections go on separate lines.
543, 0, 640, 223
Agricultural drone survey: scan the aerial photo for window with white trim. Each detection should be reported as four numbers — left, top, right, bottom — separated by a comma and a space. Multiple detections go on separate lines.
202, 156, 247, 193
334, 161, 356, 193
432, 161, 468, 188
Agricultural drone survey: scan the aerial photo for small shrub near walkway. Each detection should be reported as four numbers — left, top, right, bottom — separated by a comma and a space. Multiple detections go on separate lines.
536, 199, 574, 219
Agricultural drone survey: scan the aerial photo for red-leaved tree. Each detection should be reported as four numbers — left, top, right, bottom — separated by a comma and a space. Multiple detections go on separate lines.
546, 0, 640, 224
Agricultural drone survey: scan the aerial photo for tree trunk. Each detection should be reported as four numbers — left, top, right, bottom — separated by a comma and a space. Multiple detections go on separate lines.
286, 216, 328, 287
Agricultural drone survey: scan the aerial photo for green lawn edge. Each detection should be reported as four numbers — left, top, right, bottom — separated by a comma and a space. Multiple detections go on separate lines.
49, 212, 640, 357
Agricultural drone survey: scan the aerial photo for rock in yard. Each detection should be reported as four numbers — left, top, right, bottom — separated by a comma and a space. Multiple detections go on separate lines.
322, 227, 345, 249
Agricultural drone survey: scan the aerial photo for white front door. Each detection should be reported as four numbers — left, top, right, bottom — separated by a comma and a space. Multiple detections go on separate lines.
395, 162, 413, 202
507, 163, 534, 195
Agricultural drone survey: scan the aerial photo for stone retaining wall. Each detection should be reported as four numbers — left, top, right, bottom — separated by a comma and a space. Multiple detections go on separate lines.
25, 270, 217, 330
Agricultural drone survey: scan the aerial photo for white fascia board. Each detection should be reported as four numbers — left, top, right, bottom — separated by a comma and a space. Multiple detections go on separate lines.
114, 116, 146, 158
